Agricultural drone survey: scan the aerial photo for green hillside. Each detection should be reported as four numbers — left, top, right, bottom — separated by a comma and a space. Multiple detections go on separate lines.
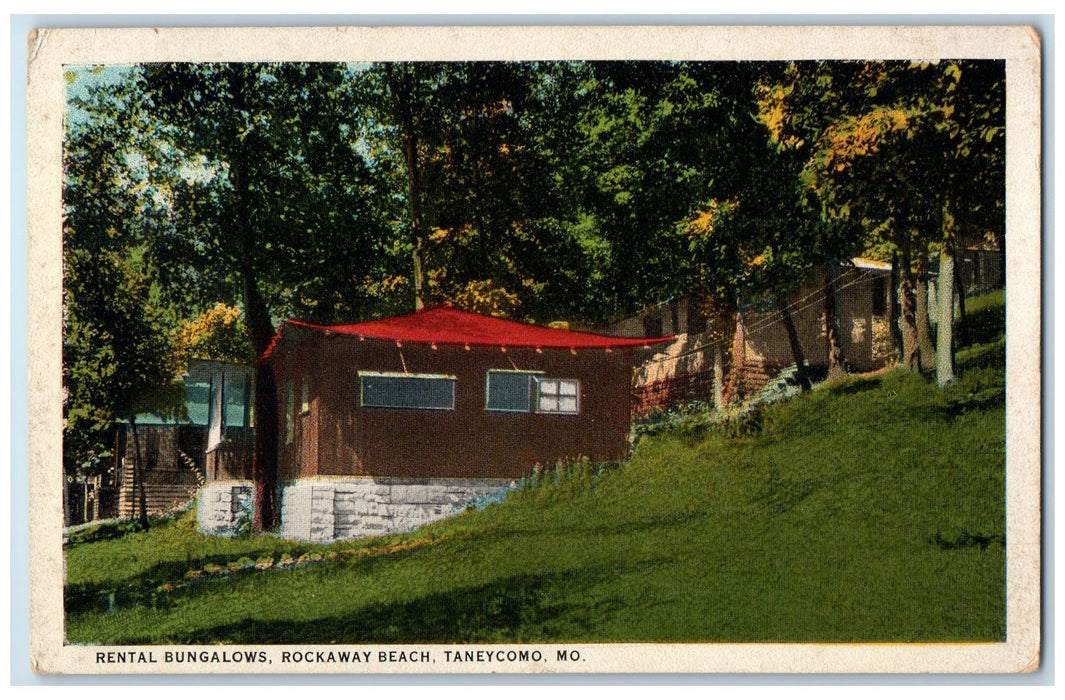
65, 296, 1006, 645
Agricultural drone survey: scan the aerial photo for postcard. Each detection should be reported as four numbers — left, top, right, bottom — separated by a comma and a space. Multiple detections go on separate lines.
27, 24, 1042, 674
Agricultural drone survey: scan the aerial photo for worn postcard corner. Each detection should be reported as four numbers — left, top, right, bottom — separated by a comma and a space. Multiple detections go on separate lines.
28, 24, 1042, 676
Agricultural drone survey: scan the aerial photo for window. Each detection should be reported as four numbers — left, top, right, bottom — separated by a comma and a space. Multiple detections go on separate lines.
535, 377, 580, 415
360, 372, 456, 410
184, 381, 212, 426
687, 307, 707, 335
872, 277, 888, 317
225, 372, 250, 428
485, 370, 542, 413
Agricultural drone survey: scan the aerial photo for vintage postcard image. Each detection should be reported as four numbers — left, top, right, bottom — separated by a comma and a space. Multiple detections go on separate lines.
27, 24, 1042, 674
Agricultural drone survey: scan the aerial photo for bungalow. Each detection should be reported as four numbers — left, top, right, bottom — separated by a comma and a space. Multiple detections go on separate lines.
200, 304, 671, 542
600, 258, 895, 413
68, 360, 251, 526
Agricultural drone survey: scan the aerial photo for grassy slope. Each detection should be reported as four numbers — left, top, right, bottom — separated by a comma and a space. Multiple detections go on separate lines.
65, 296, 1006, 645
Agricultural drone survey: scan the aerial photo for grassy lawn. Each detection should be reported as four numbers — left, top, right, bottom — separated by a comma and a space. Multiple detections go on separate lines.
65, 295, 1006, 645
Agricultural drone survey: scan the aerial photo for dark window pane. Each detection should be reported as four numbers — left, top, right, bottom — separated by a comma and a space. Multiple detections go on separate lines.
872, 277, 888, 316
361, 374, 455, 410
225, 374, 247, 428
486, 371, 533, 412
185, 382, 211, 426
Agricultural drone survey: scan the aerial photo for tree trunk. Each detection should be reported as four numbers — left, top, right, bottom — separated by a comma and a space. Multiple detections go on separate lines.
995, 229, 1006, 289
391, 65, 427, 310
936, 203, 957, 388
890, 251, 903, 362
712, 343, 724, 408
252, 362, 280, 531
239, 246, 280, 532
229, 135, 281, 533
914, 249, 936, 374
406, 128, 427, 310
129, 417, 149, 531
953, 255, 967, 321
779, 301, 811, 392
823, 263, 845, 381
897, 245, 920, 371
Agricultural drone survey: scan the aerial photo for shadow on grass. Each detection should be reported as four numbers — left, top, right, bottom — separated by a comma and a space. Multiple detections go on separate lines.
450, 507, 710, 546
65, 539, 415, 617
956, 337, 1006, 372
826, 376, 882, 396
929, 531, 1005, 550
98, 564, 644, 645
956, 296, 1006, 348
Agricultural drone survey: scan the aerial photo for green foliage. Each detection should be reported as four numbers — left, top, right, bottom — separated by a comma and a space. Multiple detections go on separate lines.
354, 62, 607, 322
137, 63, 397, 331
63, 101, 187, 475
761, 61, 1005, 258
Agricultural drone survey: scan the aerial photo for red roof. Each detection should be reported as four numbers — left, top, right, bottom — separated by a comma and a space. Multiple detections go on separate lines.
261, 304, 673, 362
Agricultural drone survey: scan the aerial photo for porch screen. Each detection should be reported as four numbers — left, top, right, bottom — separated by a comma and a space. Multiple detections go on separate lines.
485, 370, 540, 412
359, 372, 456, 410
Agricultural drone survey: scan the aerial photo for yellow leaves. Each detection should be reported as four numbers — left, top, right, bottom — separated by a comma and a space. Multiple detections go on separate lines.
362, 274, 409, 302
379, 274, 407, 292
428, 224, 474, 246
684, 199, 738, 240
688, 210, 716, 235
170, 303, 248, 369
740, 247, 771, 273
755, 81, 803, 147
446, 280, 520, 318
819, 107, 911, 173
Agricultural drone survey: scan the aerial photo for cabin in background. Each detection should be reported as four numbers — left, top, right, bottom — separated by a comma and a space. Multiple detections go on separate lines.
67, 361, 251, 526
600, 258, 895, 414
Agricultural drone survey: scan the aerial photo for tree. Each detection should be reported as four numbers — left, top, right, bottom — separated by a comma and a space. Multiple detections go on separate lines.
354, 62, 596, 323
138, 63, 399, 530
64, 72, 186, 527
760, 60, 1005, 385
62, 64, 399, 531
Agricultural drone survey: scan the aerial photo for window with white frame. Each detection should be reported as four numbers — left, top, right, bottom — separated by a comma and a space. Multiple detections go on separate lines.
535, 377, 580, 415
485, 370, 542, 413
359, 372, 456, 410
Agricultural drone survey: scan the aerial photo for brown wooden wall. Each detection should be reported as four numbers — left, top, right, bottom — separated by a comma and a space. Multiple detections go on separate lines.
740, 267, 894, 374
271, 332, 635, 481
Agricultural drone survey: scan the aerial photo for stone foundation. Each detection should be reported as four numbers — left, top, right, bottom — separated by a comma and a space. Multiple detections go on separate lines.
198, 481, 254, 536
278, 477, 515, 543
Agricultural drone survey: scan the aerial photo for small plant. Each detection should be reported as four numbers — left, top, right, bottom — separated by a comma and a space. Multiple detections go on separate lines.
228, 556, 256, 572
254, 556, 275, 571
